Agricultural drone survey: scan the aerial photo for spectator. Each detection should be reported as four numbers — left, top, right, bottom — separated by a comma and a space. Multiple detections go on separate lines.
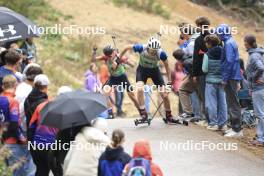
123, 140, 163, 176
244, 34, 264, 146
177, 24, 201, 121
216, 24, 243, 137
15, 64, 43, 132
63, 118, 110, 176
28, 74, 59, 176
0, 49, 22, 92
171, 61, 185, 114
98, 129, 131, 176
85, 63, 100, 92
21, 38, 37, 62
1, 75, 35, 176
192, 16, 211, 123
202, 34, 227, 131
24, 74, 49, 139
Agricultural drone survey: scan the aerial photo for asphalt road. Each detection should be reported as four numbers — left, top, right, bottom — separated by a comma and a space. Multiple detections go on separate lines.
107, 118, 264, 176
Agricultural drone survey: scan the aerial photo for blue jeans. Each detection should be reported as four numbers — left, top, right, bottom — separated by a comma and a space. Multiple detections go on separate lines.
205, 83, 227, 126
5, 144, 36, 176
190, 91, 200, 118
252, 89, 264, 143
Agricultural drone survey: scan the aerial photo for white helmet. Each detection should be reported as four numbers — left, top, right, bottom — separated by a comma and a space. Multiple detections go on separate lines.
147, 37, 161, 50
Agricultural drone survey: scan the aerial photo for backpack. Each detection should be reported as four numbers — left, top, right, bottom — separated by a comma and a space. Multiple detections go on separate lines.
127, 158, 151, 176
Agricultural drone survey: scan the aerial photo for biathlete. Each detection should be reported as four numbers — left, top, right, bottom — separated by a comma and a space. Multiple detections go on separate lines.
92, 45, 141, 116
119, 37, 179, 124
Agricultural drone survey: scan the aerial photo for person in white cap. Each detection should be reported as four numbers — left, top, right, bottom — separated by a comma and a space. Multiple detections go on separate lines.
63, 118, 110, 176
24, 74, 49, 136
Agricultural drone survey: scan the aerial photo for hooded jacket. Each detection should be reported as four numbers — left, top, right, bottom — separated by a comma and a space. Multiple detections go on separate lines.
246, 47, 264, 91
217, 24, 242, 83
24, 88, 48, 129
85, 70, 100, 92
98, 146, 131, 176
63, 127, 110, 176
123, 140, 163, 176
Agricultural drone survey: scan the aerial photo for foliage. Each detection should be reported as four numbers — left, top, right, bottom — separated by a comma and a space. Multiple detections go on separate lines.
112, 0, 171, 19
190, 0, 264, 25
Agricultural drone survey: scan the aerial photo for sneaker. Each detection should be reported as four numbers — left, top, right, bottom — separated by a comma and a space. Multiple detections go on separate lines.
178, 113, 193, 120
218, 125, 228, 131
223, 128, 233, 134
207, 125, 219, 131
195, 120, 208, 127
224, 130, 243, 137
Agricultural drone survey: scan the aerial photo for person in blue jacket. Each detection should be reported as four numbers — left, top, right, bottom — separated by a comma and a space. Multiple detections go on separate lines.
216, 24, 243, 137
98, 129, 131, 176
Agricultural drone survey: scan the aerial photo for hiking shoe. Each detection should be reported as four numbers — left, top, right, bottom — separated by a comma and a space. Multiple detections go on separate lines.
207, 125, 219, 131
139, 108, 148, 120
224, 130, 243, 137
248, 140, 264, 147
195, 120, 208, 127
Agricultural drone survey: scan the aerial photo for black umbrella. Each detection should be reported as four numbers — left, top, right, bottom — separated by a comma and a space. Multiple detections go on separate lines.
40, 90, 108, 130
0, 7, 40, 43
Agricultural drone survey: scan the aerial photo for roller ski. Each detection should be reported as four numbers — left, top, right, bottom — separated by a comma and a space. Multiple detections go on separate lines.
134, 108, 151, 126
163, 111, 188, 126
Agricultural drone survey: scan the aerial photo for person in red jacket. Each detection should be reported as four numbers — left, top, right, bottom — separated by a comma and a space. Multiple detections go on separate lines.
28, 74, 60, 176
123, 140, 163, 176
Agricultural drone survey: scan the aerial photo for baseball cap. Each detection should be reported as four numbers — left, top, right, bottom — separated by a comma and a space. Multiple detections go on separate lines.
34, 74, 50, 86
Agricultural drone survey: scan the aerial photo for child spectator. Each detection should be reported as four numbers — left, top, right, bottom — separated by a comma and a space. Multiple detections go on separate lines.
123, 140, 163, 176
98, 129, 131, 176
202, 34, 228, 131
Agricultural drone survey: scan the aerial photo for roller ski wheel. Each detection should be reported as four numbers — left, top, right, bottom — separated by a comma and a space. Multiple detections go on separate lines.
134, 118, 151, 126
163, 118, 188, 126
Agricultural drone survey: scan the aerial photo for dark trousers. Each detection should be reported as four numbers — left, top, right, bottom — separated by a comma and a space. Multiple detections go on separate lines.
31, 149, 62, 176
196, 75, 209, 121
115, 89, 124, 113
224, 80, 242, 132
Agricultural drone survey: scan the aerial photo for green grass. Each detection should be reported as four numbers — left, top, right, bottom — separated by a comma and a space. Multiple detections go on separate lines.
112, 0, 171, 19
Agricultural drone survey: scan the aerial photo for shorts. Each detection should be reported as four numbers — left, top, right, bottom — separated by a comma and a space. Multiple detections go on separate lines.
136, 65, 165, 86
104, 74, 133, 92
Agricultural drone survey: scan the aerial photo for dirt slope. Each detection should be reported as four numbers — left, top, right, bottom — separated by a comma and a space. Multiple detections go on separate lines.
48, 0, 264, 116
